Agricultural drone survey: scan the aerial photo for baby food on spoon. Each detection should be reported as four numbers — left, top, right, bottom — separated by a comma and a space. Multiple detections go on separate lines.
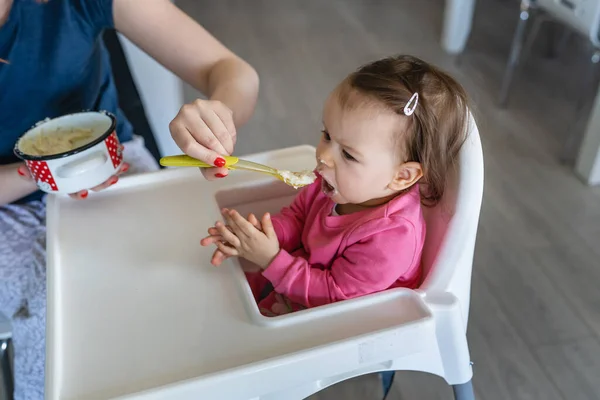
276, 169, 317, 189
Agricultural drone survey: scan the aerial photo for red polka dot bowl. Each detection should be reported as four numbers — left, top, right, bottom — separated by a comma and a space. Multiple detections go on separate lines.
13, 111, 123, 195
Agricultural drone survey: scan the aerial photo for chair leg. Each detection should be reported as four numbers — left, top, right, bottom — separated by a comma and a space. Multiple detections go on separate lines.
520, 13, 551, 64
551, 28, 571, 58
380, 371, 396, 400
560, 49, 600, 164
453, 380, 475, 400
498, 1, 534, 107
543, 22, 571, 59
1, 339, 14, 400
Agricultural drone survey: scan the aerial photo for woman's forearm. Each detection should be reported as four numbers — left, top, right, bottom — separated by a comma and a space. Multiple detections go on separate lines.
206, 57, 259, 128
0, 163, 38, 205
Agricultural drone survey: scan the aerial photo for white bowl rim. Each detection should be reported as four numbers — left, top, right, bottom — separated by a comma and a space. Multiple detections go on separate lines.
13, 110, 117, 161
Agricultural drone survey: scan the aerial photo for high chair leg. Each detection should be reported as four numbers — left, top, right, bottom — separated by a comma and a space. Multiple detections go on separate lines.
1, 339, 13, 400
380, 371, 395, 399
452, 380, 475, 400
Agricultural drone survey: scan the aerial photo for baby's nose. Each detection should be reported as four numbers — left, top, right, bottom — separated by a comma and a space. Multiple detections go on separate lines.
318, 155, 333, 168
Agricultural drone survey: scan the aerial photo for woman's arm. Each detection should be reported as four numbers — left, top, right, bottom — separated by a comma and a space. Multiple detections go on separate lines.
0, 163, 38, 206
112, 0, 259, 163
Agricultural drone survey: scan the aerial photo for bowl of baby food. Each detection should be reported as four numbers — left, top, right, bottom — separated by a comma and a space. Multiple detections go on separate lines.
14, 111, 123, 194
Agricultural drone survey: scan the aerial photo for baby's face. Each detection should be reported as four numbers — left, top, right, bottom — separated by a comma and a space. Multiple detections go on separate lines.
316, 90, 407, 207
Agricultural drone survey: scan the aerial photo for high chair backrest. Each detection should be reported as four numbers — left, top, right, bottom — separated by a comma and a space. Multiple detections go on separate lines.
419, 113, 484, 329
535, 0, 600, 47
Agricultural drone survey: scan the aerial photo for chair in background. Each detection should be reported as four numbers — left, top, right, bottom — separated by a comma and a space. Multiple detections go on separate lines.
498, 0, 600, 162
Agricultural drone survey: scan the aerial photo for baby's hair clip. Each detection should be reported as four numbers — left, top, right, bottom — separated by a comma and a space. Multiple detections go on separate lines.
404, 92, 419, 116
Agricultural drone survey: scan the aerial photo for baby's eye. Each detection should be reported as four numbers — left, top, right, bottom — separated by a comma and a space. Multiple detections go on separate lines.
342, 150, 356, 161
321, 130, 331, 141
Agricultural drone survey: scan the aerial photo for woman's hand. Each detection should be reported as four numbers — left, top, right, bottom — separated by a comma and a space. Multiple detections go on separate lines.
169, 99, 236, 180
16, 157, 130, 200
201, 210, 279, 268
113, 0, 259, 180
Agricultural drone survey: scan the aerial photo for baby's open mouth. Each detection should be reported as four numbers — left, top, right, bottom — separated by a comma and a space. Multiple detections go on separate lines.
321, 177, 336, 196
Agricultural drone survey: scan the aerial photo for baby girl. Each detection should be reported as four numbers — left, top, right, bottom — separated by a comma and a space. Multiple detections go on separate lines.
201, 54, 470, 316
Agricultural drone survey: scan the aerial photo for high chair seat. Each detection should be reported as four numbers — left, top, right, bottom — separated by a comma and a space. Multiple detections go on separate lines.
45, 114, 483, 399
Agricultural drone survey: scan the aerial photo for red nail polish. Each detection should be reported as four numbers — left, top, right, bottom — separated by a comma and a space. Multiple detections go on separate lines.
214, 157, 226, 168
215, 173, 227, 178
110, 176, 119, 186
17, 168, 25, 176
80, 191, 88, 199
121, 163, 129, 173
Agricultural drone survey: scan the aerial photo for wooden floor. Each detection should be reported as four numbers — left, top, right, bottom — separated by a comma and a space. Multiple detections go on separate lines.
176, 0, 600, 399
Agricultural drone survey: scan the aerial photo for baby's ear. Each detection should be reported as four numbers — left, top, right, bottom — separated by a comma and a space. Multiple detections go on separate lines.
388, 162, 423, 191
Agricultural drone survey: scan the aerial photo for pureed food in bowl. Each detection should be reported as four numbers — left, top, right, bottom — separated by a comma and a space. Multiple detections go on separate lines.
18, 127, 96, 156
14, 111, 123, 194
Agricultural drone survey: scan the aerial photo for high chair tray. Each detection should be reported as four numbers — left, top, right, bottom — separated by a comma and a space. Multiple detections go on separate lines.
45, 145, 433, 400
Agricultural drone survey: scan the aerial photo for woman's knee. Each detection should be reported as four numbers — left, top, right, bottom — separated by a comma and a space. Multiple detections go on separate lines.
0, 202, 46, 319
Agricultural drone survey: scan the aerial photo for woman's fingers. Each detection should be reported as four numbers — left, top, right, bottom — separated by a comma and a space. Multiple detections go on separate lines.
200, 167, 229, 181
170, 118, 225, 167
16, 165, 33, 181
170, 102, 231, 161
68, 190, 89, 200
210, 100, 236, 154
198, 102, 234, 156
169, 99, 237, 180
90, 175, 119, 192
61, 160, 129, 200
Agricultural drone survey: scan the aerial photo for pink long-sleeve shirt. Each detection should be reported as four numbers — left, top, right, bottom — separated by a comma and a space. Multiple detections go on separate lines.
250, 175, 425, 315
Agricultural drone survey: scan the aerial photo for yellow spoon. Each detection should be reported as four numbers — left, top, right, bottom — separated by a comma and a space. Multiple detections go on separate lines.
159, 154, 316, 189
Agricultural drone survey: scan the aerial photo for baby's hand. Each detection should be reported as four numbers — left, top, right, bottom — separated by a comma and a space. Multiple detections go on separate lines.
200, 211, 268, 266
201, 209, 279, 268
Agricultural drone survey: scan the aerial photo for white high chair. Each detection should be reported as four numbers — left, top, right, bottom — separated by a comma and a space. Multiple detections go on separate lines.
238, 114, 485, 399
44, 114, 483, 400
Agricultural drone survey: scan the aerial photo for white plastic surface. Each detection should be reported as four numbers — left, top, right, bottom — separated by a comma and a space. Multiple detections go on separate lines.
46, 117, 484, 399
